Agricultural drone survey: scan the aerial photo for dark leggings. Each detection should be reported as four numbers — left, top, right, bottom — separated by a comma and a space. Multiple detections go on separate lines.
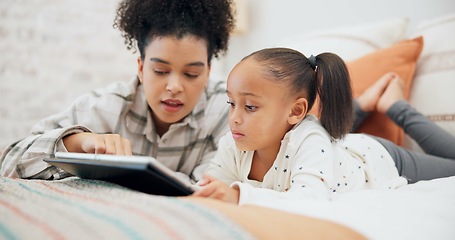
353, 100, 455, 183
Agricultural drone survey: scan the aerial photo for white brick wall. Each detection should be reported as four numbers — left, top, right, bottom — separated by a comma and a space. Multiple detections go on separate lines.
0, 0, 138, 149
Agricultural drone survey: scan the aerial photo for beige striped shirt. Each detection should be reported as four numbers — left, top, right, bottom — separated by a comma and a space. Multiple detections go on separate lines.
0, 77, 229, 182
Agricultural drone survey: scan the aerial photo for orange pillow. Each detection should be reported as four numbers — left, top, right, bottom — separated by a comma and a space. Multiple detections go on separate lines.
348, 36, 424, 145
308, 36, 423, 145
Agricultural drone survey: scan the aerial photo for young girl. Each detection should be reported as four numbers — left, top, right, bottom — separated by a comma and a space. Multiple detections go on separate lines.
0, 0, 234, 182
193, 48, 455, 205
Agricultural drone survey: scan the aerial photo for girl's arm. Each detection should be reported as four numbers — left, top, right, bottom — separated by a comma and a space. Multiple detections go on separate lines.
232, 129, 335, 205
202, 134, 240, 184
190, 84, 230, 182
190, 113, 230, 182
192, 175, 240, 204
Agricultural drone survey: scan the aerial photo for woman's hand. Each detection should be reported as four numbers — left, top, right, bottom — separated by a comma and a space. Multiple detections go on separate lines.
63, 132, 132, 155
192, 175, 240, 204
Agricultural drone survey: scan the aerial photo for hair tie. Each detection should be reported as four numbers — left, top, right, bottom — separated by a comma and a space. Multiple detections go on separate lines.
308, 55, 317, 71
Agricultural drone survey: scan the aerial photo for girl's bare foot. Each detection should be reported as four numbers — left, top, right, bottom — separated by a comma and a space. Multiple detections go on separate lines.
377, 76, 405, 114
356, 72, 396, 112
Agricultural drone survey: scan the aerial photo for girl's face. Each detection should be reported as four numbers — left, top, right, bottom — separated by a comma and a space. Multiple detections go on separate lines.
137, 36, 210, 133
226, 58, 300, 152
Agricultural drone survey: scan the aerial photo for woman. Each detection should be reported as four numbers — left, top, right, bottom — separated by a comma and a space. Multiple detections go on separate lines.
0, 0, 235, 182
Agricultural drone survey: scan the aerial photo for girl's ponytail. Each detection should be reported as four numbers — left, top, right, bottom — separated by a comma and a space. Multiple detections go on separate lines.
313, 53, 353, 139
242, 48, 353, 139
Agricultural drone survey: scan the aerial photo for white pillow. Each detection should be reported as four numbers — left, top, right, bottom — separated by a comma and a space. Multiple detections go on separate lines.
277, 17, 409, 61
404, 13, 455, 150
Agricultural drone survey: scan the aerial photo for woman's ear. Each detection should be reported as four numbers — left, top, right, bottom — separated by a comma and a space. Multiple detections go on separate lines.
288, 98, 308, 125
137, 56, 144, 84
205, 63, 211, 88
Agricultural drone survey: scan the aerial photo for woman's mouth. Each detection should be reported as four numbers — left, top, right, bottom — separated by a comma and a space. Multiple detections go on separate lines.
162, 99, 183, 113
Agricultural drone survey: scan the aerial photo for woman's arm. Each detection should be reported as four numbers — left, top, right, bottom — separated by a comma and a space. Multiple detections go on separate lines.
0, 81, 136, 179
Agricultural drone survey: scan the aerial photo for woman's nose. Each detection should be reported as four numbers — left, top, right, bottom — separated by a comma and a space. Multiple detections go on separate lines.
166, 74, 183, 94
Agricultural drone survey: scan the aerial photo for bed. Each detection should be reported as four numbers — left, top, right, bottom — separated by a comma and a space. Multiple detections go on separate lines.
1, 176, 454, 239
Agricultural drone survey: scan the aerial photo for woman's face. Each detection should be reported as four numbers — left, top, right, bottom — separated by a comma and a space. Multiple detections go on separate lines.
226, 58, 296, 152
137, 35, 210, 133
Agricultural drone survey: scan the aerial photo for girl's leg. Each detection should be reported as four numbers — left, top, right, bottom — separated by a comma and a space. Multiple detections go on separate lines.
373, 135, 455, 183
374, 78, 455, 183
378, 77, 455, 158
352, 101, 370, 131
386, 101, 455, 158
352, 72, 394, 131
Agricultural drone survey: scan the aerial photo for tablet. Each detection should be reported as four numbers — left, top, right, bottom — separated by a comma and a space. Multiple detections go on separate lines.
44, 152, 196, 196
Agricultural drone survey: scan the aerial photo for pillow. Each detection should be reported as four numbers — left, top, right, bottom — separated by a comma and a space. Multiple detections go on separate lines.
277, 17, 409, 61
404, 13, 455, 151
348, 36, 424, 145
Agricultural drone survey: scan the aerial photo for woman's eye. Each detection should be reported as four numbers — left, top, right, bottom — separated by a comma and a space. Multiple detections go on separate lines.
185, 73, 199, 78
227, 101, 235, 107
154, 70, 168, 75
245, 105, 258, 111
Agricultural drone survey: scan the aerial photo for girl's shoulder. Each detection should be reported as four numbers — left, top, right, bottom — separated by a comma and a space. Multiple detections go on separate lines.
219, 131, 255, 160
293, 115, 328, 135
285, 114, 332, 144
340, 133, 381, 147
219, 131, 235, 146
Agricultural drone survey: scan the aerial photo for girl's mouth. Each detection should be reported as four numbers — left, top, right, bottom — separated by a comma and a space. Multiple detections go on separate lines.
231, 130, 245, 140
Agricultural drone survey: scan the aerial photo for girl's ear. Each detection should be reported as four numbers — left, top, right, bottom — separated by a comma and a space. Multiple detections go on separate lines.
288, 98, 308, 125
137, 57, 144, 83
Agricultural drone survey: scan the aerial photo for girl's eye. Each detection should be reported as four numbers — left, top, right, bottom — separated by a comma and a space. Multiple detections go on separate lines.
227, 101, 235, 107
245, 105, 258, 112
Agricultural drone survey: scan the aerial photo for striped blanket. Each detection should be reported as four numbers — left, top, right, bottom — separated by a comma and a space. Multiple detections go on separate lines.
0, 177, 253, 240
3, 176, 454, 239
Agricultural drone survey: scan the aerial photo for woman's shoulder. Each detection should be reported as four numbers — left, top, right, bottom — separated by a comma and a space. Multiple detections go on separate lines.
193, 80, 229, 122
207, 79, 226, 95
204, 80, 227, 107
91, 77, 139, 100
70, 78, 140, 116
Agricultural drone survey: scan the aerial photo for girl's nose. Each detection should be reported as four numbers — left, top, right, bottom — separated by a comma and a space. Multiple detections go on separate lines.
229, 107, 242, 125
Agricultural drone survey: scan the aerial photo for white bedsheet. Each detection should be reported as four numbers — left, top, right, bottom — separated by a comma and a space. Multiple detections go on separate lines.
254, 176, 455, 239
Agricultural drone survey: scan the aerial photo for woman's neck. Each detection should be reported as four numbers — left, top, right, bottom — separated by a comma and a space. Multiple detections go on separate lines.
151, 113, 171, 137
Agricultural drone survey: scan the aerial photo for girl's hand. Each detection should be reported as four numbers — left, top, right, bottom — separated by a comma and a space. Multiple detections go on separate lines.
63, 132, 132, 155
193, 175, 240, 204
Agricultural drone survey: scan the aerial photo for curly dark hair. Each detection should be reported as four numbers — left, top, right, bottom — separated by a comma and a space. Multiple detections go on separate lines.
113, 0, 235, 62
